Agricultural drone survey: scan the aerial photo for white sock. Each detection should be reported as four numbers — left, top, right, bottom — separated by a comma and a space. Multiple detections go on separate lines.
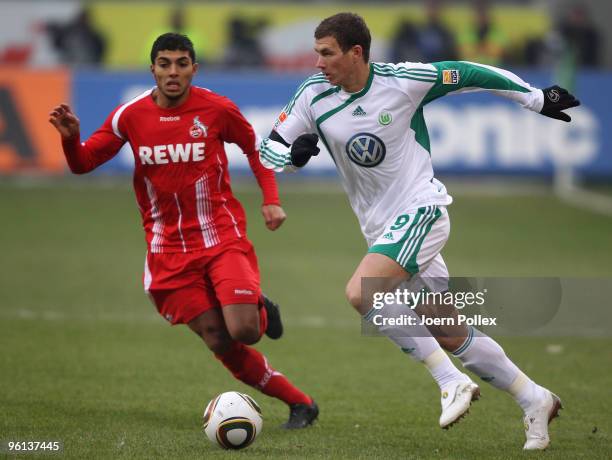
364, 303, 465, 390
424, 348, 470, 390
508, 373, 549, 412
453, 327, 547, 411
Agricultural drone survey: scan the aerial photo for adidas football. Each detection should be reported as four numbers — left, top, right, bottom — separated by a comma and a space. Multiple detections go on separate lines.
203, 391, 263, 450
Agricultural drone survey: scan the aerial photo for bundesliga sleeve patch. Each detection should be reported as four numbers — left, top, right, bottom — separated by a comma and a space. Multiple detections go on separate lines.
273, 111, 288, 128
442, 69, 460, 85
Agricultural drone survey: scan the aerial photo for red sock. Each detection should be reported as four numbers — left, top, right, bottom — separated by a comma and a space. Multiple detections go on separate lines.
216, 341, 311, 405
258, 300, 268, 340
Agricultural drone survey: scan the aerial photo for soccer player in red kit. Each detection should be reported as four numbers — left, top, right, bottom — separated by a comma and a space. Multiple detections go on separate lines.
48, 33, 318, 429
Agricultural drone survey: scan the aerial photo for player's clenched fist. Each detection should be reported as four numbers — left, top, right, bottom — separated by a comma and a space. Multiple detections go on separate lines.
290, 133, 320, 167
49, 103, 81, 139
261, 204, 287, 231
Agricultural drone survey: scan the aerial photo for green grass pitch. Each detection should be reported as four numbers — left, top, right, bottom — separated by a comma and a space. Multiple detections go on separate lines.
1, 180, 611, 459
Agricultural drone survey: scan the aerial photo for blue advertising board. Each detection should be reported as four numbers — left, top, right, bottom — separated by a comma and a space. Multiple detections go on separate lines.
73, 69, 611, 177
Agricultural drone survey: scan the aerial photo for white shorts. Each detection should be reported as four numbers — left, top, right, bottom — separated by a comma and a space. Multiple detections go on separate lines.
368, 205, 450, 292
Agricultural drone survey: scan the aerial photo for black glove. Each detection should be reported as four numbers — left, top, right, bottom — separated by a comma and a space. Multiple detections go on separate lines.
290, 133, 320, 167
540, 85, 580, 122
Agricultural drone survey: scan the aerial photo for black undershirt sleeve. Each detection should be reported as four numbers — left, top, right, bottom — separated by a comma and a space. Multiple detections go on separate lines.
268, 130, 290, 147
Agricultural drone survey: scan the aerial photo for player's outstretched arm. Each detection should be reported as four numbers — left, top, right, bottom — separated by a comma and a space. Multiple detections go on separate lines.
416, 61, 580, 121
49, 103, 125, 174
259, 131, 320, 172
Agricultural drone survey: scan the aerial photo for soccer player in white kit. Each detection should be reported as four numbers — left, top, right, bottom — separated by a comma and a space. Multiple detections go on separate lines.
259, 13, 580, 450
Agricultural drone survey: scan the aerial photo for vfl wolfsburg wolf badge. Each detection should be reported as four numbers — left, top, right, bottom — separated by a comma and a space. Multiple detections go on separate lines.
378, 110, 392, 126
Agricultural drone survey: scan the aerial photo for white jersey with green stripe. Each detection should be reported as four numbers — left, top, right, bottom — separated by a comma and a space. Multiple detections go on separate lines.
260, 60, 545, 242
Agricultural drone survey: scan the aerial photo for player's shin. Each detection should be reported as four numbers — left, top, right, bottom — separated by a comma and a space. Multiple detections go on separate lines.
214, 341, 311, 406
364, 302, 480, 428
452, 327, 547, 411
363, 303, 466, 389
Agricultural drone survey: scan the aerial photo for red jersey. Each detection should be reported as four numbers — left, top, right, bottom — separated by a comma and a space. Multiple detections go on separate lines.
62, 86, 280, 253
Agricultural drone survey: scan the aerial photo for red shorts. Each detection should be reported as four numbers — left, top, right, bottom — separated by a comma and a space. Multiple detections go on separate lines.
144, 239, 261, 325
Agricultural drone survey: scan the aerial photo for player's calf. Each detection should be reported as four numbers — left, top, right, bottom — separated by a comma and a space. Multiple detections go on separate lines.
415, 297, 469, 352
434, 334, 467, 352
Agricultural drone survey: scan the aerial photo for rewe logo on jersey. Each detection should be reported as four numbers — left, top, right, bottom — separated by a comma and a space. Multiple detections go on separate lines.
352, 106, 367, 116
345, 133, 386, 168
189, 116, 207, 138
139, 143, 206, 165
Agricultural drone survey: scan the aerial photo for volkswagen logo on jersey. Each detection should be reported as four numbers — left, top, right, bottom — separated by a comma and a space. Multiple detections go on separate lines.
345, 133, 386, 168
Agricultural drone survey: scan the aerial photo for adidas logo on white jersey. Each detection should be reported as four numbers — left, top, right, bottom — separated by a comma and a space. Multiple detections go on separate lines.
352, 106, 367, 116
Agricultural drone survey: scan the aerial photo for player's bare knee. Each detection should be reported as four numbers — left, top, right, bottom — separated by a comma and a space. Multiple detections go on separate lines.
345, 282, 362, 311
229, 324, 260, 345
